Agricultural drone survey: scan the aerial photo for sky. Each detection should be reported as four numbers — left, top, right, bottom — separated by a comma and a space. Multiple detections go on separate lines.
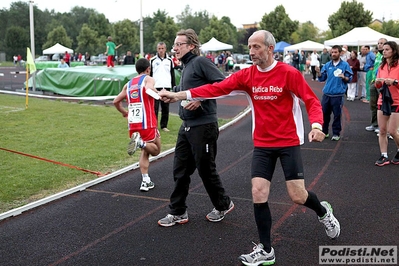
2, 0, 399, 31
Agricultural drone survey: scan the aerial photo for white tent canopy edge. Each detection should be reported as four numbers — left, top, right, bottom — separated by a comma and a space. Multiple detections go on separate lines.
43, 43, 74, 55
200, 37, 233, 51
324, 27, 399, 46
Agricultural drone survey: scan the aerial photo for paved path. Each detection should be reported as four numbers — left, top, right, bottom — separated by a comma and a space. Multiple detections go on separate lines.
1, 75, 398, 266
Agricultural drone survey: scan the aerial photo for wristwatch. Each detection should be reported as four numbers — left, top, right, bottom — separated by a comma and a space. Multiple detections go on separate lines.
394, 79, 398, 85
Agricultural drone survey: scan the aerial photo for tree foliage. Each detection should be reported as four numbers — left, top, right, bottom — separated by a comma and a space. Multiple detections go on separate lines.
43, 26, 73, 49
381, 21, 399, 38
153, 17, 180, 50
259, 5, 299, 43
176, 5, 210, 34
5, 26, 29, 57
76, 24, 101, 56
328, 0, 373, 37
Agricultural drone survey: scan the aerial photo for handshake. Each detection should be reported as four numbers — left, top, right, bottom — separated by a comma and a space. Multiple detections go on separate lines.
151, 89, 202, 111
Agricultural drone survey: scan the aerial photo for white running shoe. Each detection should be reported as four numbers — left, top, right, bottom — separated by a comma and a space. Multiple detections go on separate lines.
206, 200, 234, 222
319, 201, 341, 240
139, 181, 154, 192
158, 211, 189, 227
127, 132, 142, 156
238, 243, 275, 265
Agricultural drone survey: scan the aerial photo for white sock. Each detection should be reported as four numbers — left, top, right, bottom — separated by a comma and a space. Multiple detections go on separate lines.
142, 174, 151, 183
382, 152, 388, 158
139, 140, 146, 149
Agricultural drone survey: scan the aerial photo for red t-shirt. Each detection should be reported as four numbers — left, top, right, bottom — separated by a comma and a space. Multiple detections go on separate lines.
189, 61, 323, 148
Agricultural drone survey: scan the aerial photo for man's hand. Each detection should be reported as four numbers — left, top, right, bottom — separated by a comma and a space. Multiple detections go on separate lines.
308, 129, 325, 142
159, 89, 179, 103
183, 101, 202, 111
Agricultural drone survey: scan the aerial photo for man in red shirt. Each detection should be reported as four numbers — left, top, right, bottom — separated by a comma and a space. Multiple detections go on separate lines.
159, 30, 340, 266
64, 51, 70, 66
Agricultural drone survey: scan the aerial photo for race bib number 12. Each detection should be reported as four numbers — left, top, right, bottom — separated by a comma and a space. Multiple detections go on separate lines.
128, 103, 143, 124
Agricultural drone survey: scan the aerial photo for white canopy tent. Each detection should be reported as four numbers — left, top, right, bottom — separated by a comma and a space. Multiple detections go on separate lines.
284, 40, 330, 52
200, 37, 233, 51
43, 43, 73, 54
324, 27, 399, 46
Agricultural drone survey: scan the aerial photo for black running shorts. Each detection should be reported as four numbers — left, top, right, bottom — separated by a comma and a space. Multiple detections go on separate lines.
251, 146, 304, 181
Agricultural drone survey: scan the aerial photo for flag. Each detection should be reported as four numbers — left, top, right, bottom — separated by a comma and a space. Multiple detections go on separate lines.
26, 47, 36, 74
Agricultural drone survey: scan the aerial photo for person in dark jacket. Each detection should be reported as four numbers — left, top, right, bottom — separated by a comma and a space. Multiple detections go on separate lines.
158, 29, 234, 227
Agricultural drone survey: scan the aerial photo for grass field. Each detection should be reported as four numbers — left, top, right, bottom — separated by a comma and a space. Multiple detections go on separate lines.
0, 61, 14, 67
0, 94, 184, 213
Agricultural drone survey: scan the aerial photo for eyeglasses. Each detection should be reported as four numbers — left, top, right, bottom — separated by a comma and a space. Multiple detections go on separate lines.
173, 42, 188, 48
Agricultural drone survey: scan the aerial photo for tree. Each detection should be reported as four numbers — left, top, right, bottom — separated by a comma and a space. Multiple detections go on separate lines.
259, 5, 298, 43
176, 5, 210, 34
5, 26, 29, 60
291, 22, 320, 43
113, 19, 139, 56
153, 17, 179, 51
142, 10, 169, 55
199, 16, 231, 44
76, 24, 101, 56
381, 21, 399, 38
43, 26, 73, 49
327, 0, 372, 37
88, 13, 112, 41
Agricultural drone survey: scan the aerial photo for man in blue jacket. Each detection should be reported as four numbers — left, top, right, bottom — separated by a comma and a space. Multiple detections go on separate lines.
316, 45, 353, 141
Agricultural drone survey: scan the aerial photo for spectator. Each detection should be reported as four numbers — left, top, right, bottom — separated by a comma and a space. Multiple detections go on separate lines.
316, 45, 353, 141
310, 50, 320, 81
357, 47, 367, 101
64, 51, 70, 66
366, 38, 388, 133
363, 45, 375, 105
122, 50, 135, 65
58, 58, 69, 68
150, 42, 176, 132
292, 50, 300, 70
320, 48, 331, 68
16, 54, 22, 67
346, 50, 360, 101
13, 55, 18, 66
374, 41, 399, 166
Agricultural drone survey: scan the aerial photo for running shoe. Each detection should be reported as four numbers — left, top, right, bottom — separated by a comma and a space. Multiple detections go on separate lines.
238, 243, 275, 266
391, 157, 399, 165
158, 211, 189, 227
375, 156, 390, 166
331, 135, 340, 141
127, 132, 142, 156
140, 181, 154, 192
324, 134, 330, 139
365, 125, 377, 131
206, 200, 234, 222
319, 201, 341, 240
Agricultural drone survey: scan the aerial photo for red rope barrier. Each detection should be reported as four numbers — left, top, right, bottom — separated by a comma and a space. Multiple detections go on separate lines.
0, 147, 108, 177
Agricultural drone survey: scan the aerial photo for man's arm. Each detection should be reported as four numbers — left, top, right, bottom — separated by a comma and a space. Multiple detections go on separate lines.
113, 85, 128, 117
159, 90, 187, 103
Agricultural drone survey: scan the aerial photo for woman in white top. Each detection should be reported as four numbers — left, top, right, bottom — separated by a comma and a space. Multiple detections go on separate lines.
283, 52, 292, 65
310, 50, 320, 80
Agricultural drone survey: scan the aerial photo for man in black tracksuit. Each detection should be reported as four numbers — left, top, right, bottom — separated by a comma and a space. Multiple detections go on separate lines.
158, 29, 234, 227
